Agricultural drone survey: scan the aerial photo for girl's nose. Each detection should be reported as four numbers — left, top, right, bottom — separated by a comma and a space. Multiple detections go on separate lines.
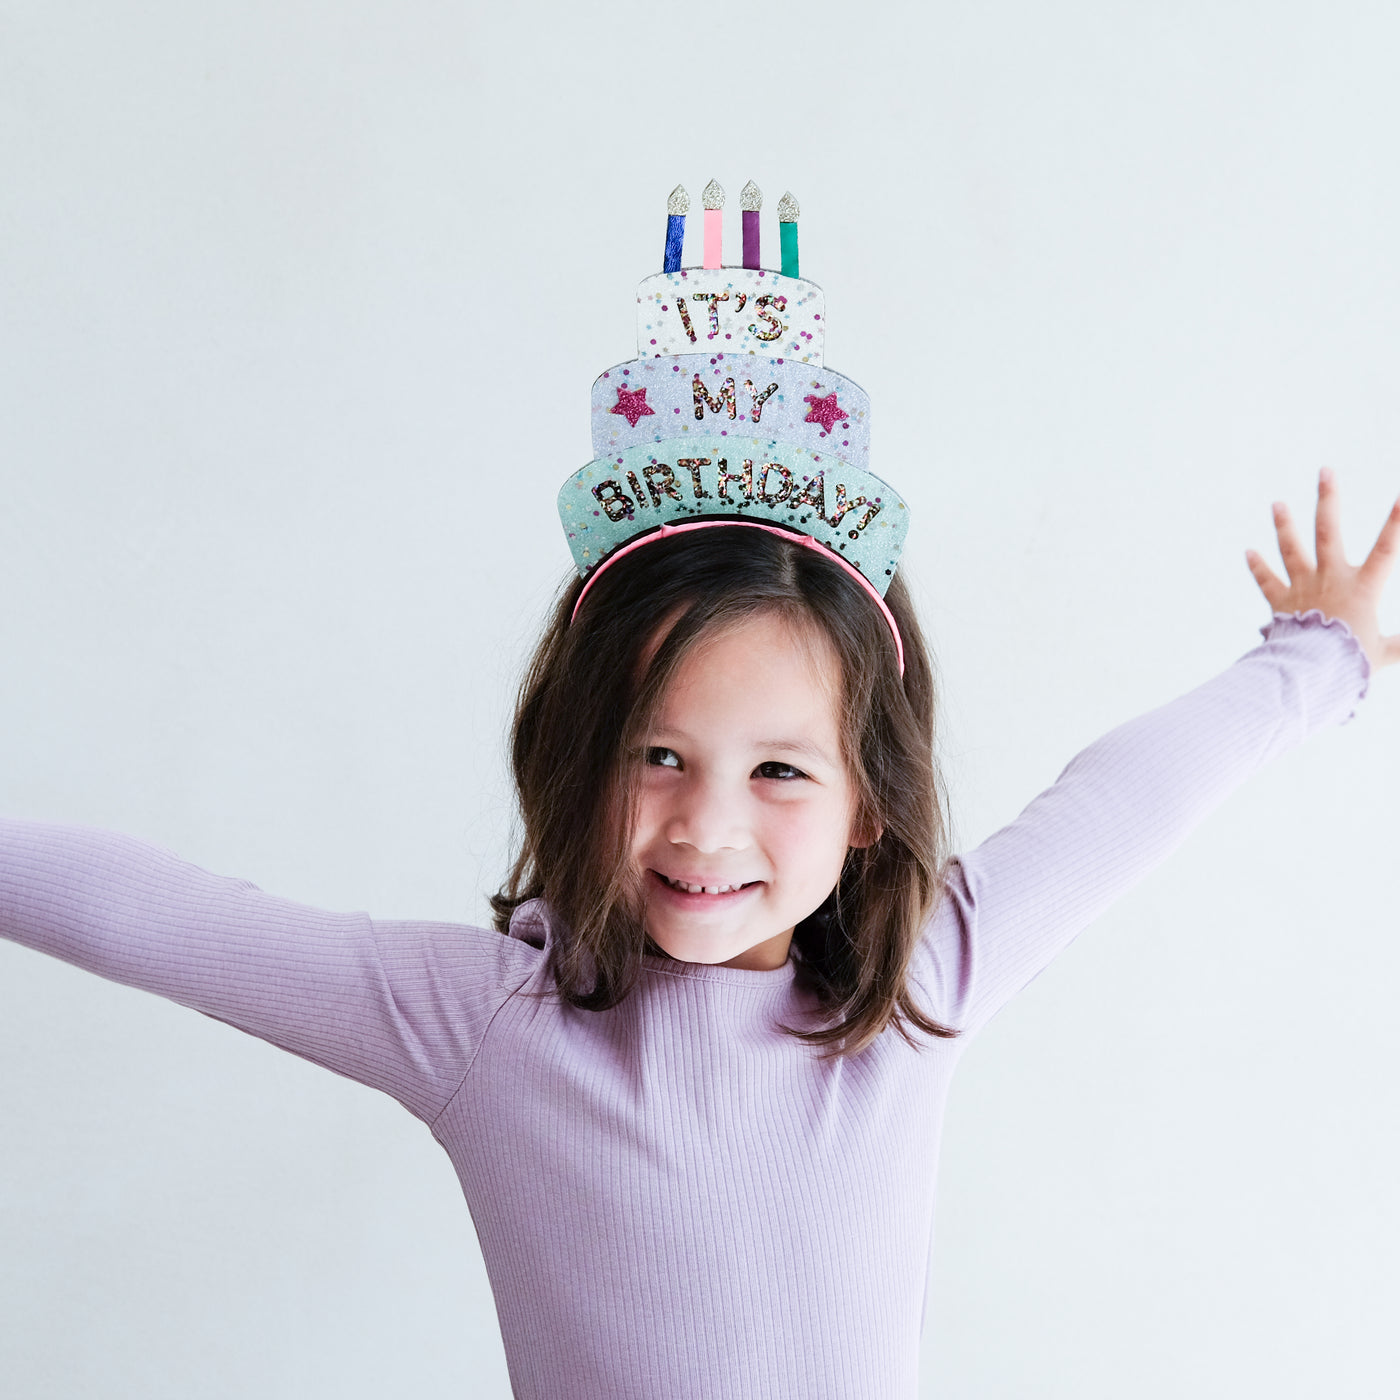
664, 777, 749, 854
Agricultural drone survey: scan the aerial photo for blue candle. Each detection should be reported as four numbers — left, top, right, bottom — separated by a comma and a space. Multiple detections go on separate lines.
664, 184, 688, 273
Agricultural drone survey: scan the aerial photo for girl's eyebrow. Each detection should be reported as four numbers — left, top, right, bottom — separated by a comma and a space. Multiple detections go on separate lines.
651, 728, 836, 766
755, 738, 836, 765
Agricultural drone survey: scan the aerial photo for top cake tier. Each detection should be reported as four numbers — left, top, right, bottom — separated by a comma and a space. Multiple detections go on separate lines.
636, 268, 825, 365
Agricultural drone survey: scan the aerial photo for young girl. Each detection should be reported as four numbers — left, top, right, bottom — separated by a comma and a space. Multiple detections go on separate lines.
3, 236, 1398, 1395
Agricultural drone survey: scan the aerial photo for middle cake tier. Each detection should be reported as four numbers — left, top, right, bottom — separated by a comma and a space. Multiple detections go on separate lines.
591, 354, 870, 470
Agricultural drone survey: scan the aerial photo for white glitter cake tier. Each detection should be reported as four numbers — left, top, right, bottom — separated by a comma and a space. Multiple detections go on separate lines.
592, 354, 868, 469
636, 268, 825, 365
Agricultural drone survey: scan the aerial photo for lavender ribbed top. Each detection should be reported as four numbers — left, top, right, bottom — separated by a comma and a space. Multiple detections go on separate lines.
0, 611, 1371, 1398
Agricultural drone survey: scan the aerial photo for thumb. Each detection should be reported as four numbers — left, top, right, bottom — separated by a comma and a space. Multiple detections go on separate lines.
1244, 550, 1289, 610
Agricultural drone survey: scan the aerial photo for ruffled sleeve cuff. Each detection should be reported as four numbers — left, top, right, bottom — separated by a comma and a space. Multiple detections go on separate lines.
1258, 608, 1372, 725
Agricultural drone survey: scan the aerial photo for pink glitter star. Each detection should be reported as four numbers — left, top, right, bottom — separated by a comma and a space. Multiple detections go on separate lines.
610, 386, 656, 428
803, 392, 849, 435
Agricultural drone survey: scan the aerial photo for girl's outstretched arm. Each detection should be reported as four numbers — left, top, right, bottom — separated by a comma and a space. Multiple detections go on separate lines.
0, 819, 535, 1124
915, 469, 1394, 1039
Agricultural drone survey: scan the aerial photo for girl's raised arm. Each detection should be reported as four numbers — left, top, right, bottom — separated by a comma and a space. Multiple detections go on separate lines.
0, 817, 534, 1124
916, 470, 1397, 1039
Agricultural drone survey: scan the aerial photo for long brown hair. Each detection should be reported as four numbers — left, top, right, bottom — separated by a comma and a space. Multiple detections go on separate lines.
491, 525, 960, 1059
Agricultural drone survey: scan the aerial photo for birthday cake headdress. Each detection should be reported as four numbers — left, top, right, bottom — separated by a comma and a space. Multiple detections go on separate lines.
557, 180, 909, 670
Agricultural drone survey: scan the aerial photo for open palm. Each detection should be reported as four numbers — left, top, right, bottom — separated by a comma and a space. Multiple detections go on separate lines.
1246, 468, 1400, 671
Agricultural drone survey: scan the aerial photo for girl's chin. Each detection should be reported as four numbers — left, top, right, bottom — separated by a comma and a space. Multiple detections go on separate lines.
646, 925, 795, 972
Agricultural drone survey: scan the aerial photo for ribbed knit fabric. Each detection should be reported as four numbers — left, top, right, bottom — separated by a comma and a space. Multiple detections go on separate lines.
0, 611, 1371, 1398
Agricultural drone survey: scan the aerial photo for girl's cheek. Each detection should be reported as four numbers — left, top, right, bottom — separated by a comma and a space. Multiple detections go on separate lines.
766, 797, 841, 847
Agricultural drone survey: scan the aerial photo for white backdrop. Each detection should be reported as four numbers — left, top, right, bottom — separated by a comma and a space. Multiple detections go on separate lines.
2, 1, 1398, 1395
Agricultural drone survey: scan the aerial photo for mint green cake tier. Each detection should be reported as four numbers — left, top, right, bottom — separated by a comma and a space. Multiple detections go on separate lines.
558, 437, 907, 594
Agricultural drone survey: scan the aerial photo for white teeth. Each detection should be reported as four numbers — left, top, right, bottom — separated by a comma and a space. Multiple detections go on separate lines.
663, 875, 747, 895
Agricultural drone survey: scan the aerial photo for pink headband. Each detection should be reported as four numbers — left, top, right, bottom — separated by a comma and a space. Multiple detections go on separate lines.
569, 519, 905, 677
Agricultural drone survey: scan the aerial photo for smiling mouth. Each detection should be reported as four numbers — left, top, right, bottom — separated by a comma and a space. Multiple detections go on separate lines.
652, 870, 761, 896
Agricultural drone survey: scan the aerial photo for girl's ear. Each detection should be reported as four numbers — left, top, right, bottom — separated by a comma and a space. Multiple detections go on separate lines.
848, 814, 883, 850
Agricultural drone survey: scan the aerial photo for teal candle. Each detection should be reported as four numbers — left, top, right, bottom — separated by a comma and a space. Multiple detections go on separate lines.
779, 222, 798, 278
777, 190, 800, 278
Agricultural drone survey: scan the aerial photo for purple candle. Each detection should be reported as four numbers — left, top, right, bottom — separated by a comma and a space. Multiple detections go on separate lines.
740, 180, 762, 269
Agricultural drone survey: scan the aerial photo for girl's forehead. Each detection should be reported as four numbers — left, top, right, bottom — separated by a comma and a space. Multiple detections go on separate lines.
643, 604, 835, 671
654, 611, 843, 717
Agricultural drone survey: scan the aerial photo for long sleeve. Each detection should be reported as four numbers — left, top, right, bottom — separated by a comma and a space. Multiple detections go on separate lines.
0, 820, 537, 1124
914, 609, 1373, 1039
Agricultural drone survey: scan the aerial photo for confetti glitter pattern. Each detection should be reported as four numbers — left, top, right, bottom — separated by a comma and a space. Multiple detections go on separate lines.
716, 459, 754, 501
758, 461, 793, 503
674, 297, 697, 343
827, 482, 880, 533
590, 357, 869, 468
558, 438, 907, 591
747, 380, 778, 423
675, 459, 714, 500
692, 373, 737, 421
591, 479, 635, 523
667, 184, 690, 215
702, 178, 725, 209
791, 471, 826, 516
750, 294, 787, 343
694, 291, 730, 339
636, 269, 825, 363
643, 462, 685, 505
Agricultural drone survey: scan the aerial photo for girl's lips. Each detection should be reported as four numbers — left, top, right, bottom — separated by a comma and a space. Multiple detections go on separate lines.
648, 868, 763, 907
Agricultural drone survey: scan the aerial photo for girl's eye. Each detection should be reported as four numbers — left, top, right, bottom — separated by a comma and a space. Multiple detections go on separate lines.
755, 761, 807, 781
646, 747, 681, 769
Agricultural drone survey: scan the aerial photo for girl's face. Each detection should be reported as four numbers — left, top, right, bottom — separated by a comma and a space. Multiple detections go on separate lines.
631, 610, 869, 971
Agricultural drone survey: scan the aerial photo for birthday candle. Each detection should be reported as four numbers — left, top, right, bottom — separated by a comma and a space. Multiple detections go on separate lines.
740, 180, 762, 270
703, 178, 725, 269
777, 190, 800, 279
664, 185, 688, 273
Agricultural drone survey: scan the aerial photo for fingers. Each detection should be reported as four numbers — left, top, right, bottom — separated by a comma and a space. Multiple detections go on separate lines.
1272, 500, 1313, 584
1314, 466, 1346, 571
1356, 494, 1400, 595
1256, 474, 1400, 659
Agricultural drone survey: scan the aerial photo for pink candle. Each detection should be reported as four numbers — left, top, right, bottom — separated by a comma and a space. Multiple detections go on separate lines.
702, 178, 724, 269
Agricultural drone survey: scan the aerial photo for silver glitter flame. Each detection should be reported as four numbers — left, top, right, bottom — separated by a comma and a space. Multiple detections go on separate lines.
740, 180, 763, 211
777, 190, 800, 223
667, 184, 690, 215
702, 178, 725, 209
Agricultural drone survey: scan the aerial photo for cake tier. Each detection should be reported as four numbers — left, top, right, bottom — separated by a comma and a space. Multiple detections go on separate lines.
559, 437, 906, 588
636, 268, 824, 364
591, 354, 868, 469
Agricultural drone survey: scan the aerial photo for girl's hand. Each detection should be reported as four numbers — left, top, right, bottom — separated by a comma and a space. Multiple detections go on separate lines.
1245, 467, 1400, 671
